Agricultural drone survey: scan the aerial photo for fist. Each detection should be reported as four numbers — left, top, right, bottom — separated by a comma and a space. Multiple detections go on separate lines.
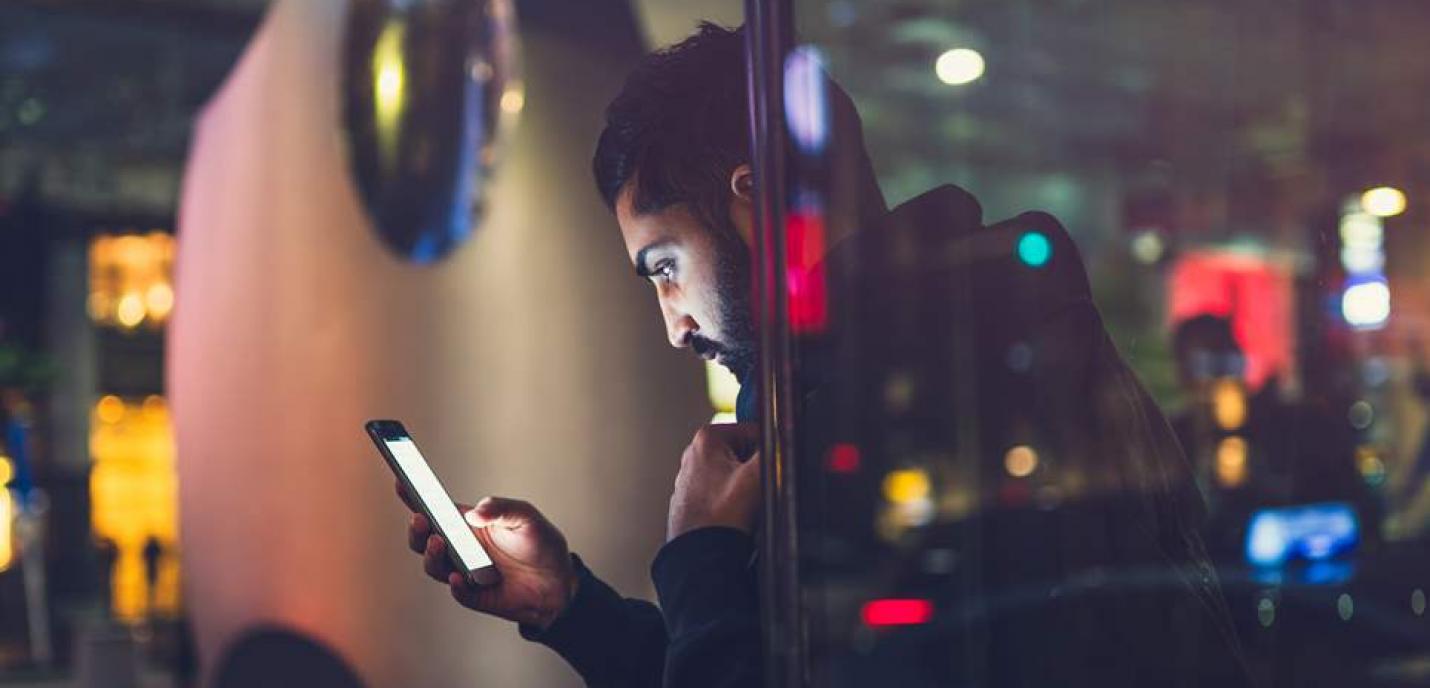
668, 423, 762, 541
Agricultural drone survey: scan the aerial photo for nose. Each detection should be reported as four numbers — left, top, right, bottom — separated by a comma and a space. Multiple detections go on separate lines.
661, 300, 697, 349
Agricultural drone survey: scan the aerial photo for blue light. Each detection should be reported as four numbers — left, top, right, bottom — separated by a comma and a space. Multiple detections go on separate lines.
1017, 231, 1052, 268
1245, 502, 1359, 568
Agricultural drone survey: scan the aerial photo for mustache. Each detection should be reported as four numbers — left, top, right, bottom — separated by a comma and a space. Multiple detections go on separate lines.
690, 335, 726, 360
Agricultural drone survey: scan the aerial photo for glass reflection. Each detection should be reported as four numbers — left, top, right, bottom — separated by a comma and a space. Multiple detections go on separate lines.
343, 0, 519, 263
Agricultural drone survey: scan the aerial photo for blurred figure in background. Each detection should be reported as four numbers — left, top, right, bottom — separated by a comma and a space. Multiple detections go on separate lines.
1170, 314, 1379, 558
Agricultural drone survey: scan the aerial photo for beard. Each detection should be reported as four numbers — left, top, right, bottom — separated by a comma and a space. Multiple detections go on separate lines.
691, 216, 758, 383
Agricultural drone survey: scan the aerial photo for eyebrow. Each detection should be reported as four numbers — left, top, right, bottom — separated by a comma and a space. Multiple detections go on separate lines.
634, 240, 676, 277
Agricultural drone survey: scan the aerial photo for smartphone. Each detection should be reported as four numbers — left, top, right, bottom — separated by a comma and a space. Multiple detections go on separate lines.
366, 419, 501, 585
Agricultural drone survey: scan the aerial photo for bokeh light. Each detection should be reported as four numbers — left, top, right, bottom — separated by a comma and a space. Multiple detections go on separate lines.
1341, 280, 1391, 329
1360, 186, 1406, 218
935, 48, 985, 86
883, 468, 931, 504
1017, 231, 1052, 268
1215, 436, 1248, 487
1211, 378, 1247, 431
1004, 445, 1038, 477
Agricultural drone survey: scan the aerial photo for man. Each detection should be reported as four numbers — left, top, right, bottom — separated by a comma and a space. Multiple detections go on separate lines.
399, 23, 1252, 687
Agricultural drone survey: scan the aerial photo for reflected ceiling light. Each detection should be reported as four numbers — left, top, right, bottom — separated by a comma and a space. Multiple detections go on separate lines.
935, 48, 985, 86
1360, 186, 1406, 218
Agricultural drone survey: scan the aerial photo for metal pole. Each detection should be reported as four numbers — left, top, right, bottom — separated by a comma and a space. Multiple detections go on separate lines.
743, 1, 804, 686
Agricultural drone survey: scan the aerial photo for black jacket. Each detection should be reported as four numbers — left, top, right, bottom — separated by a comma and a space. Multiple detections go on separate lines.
522, 185, 1251, 687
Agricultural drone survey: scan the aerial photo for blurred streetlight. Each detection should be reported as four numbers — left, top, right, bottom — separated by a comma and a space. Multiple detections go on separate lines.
1360, 186, 1406, 218
935, 48, 985, 86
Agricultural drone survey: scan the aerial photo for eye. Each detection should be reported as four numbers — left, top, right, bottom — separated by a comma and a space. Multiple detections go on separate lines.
653, 259, 676, 282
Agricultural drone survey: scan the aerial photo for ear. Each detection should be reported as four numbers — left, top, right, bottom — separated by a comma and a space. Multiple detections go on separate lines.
729, 164, 755, 201
727, 164, 757, 248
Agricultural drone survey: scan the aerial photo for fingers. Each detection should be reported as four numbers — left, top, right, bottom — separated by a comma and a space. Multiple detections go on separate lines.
422, 535, 455, 583
394, 479, 419, 513
448, 572, 483, 610
690, 422, 761, 459
736, 451, 763, 483
464, 496, 540, 531
408, 513, 432, 554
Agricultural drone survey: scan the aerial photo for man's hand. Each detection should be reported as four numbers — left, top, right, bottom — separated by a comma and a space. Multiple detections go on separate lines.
398, 484, 578, 630
668, 423, 762, 541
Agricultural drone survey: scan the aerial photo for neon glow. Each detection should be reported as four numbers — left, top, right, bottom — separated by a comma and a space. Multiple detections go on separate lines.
1016, 231, 1051, 268
862, 598, 934, 627
784, 45, 830, 155
785, 211, 828, 333
1244, 502, 1358, 568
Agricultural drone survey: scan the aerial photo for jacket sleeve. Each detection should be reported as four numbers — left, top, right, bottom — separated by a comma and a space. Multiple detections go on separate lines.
652, 527, 762, 688
520, 555, 667, 687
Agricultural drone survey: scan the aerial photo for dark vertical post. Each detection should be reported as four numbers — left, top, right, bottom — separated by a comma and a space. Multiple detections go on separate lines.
743, 1, 804, 686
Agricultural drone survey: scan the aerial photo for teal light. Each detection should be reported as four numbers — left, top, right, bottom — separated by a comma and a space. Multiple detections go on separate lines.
1017, 231, 1052, 268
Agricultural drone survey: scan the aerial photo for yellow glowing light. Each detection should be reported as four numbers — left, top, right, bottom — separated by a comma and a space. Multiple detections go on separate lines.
89, 233, 175, 330
1215, 436, 1248, 487
1211, 378, 1247, 431
883, 468, 931, 504
145, 282, 175, 322
372, 21, 408, 158
0, 487, 11, 573
500, 87, 525, 115
1004, 445, 1038, 478
705, 360, 740, 414
1356, 446, 1386, 486
142, 395, 167, 421
1360, 186, 1406, 218
96, 395, 126, 424
90, 395, 180, 622
116, 292, 145, 329
0, 456, 12, 485
935, 48, 985, 86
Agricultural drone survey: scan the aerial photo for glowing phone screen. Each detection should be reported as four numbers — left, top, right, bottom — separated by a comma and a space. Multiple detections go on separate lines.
386, 437, 492, 571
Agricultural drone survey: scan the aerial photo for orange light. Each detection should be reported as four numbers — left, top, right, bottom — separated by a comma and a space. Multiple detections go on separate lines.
1211, 378, 1247, 431
1004, 445, 1038, 477
90, 395, 179, 622
1215, 436, 1248, 487
96, 395, 126, 424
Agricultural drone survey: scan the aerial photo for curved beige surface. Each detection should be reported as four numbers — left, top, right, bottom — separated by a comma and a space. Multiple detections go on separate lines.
170, 1, 709, 684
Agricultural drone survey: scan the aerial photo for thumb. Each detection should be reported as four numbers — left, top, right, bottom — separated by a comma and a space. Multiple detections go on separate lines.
735, 451, 763, 489
465, 496, 539, 530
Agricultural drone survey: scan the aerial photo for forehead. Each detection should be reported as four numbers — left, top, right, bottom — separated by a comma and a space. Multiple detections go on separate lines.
615, 186, 702, 262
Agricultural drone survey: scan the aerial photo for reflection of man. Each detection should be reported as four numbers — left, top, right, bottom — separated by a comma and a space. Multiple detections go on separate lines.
398, 24, 1251, 687
1171, 314, 1377, 556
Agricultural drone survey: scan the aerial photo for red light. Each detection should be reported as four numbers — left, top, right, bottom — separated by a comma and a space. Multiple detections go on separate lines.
826, 443, 861, 473
861, 598, 933, 627
785, 211, 828, 334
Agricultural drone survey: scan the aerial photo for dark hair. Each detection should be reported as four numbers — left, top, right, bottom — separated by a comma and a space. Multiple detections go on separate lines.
592, 23, 748, 231
1172, 314, 1239, 357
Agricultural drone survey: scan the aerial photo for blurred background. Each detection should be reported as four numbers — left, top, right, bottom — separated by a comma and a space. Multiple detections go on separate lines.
0, 0, 1426, 686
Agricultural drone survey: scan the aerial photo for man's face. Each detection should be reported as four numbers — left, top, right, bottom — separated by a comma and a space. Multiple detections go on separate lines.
616, 183, 758, 382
